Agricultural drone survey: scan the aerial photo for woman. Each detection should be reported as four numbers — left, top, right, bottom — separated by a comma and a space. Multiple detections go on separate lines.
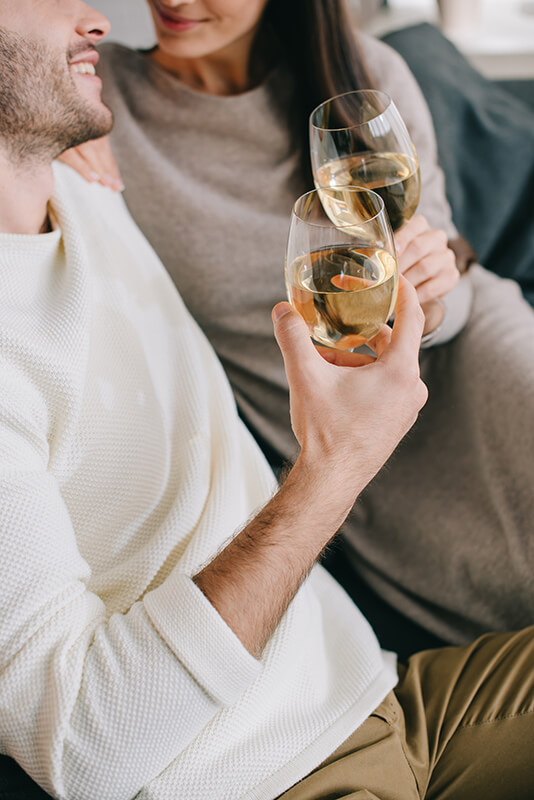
62, 0, 534, 655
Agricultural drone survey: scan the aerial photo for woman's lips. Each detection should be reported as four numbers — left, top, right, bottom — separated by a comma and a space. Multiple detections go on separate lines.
156, 7, 205, 32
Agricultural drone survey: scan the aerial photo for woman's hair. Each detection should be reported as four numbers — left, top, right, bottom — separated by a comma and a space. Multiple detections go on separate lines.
263, 0, 375, 178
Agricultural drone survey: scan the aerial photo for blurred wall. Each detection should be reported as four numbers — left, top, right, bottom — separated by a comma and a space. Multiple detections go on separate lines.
91, 0, 156, 48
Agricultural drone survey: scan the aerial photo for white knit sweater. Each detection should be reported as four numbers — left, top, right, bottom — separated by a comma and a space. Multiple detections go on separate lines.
0, 163, 397, 800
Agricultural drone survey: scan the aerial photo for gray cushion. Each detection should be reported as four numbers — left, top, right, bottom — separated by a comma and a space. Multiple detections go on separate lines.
383, 23, 534, 305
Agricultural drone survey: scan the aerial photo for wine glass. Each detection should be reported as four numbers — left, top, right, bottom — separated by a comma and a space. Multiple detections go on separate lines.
285, 187, 398, 351
310, 89, 420, 232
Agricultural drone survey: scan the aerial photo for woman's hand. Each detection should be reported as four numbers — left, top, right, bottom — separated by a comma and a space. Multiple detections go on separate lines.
58, 136, 123, 192
395, 215, 459, 336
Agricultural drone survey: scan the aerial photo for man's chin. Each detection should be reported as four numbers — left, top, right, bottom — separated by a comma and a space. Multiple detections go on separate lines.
55, 106, 114, 159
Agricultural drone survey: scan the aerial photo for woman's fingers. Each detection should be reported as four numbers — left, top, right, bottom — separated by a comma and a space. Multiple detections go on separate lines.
85, 137, 123, 190
415, 269, 459, 305
395, 217, 459, 311
58, 148, 101, 184
398, 228, 448, 276
403, 248, 458, 290
57, 137, 123, 192
394, 214, 430, 257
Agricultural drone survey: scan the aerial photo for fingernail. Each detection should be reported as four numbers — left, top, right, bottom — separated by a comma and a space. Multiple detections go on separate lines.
112, 179, 125, 192
272, 303, 291, 322
88, 171, 100, 182
103, 174, 115, 186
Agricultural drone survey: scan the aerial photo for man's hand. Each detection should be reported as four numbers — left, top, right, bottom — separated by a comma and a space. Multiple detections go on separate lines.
395, 215, 459, 336
194, 277, 427, 657
273, 276, 428, 504
58, 136, 123, 192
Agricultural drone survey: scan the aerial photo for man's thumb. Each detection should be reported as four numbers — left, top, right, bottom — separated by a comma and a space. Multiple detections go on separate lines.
272, 303, 316, 375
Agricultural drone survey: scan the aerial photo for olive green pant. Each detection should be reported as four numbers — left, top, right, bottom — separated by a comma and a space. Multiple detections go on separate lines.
279, 627, 534, 800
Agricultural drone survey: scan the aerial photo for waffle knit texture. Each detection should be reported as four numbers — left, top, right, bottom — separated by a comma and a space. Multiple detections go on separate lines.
0, 163, 397, 800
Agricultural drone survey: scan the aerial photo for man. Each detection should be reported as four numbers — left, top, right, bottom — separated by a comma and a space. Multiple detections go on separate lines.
0, 3, 532, 800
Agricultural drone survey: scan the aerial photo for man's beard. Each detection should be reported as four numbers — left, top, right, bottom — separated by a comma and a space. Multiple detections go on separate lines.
0, 28, 113, 166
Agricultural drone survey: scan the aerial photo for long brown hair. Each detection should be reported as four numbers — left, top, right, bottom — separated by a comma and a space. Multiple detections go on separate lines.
262, 0, 375, 178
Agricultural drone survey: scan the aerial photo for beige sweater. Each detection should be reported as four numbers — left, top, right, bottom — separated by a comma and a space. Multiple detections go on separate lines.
98, 36, 470, 460
98, 38, 534, 643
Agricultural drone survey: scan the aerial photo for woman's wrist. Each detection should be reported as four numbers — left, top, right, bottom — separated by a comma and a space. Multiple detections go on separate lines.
421, 297, 445, 338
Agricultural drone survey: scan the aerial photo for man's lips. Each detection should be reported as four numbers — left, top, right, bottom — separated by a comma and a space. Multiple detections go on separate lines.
68, 49, 100, 80
69, 49, 99, 68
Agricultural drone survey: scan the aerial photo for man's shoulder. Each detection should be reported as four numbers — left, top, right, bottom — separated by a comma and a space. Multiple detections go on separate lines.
52, 161, 146, 255
52, 160, 123, 217
51, 161, 191, 317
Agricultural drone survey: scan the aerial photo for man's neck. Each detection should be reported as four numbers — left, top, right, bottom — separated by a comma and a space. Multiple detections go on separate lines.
0, 151, 54, 235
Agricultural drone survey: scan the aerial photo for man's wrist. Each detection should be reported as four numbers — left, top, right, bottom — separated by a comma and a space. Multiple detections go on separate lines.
289, 450, 364, 529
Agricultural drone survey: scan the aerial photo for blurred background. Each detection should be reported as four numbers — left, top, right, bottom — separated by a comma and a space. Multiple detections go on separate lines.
92, 0, 534, 81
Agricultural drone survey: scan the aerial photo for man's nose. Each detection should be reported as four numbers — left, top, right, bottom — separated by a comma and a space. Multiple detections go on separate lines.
75, 2, 111, 44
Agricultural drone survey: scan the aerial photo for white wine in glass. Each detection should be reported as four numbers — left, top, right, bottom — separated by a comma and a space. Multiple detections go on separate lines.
286, 187, 398, 350
310, 90, 421, 232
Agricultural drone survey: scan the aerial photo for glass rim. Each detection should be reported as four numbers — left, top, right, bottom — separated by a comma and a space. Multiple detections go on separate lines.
309, 89, 393, 133
291, 187, 386, 228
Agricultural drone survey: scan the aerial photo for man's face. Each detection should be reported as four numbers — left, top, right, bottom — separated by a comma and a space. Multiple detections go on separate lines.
0, 0, 113, 163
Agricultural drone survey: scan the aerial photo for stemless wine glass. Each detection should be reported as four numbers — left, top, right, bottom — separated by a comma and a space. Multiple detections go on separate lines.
310, 90, 421, 232
286, 187, 398, 350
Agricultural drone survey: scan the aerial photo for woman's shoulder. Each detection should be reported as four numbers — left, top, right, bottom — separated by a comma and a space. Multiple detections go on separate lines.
354, 31, 432, 131
98, 40, 134, 64
97, 41, 150, 83
355, 31, 416, 91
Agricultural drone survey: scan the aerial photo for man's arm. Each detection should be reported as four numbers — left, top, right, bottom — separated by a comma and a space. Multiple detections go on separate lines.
0, 275, 423, 800
195, 277, 427, 657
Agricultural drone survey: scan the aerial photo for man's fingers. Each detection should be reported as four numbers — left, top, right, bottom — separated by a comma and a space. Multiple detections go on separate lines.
367, 324, 392, 358
379, 276, 425, 364
315, 346, 376, 367
394, 214, 430, 256
272, 303, 321, 382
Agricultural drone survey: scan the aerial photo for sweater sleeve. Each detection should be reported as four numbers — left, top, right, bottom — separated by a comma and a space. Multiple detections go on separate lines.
358, 33, 472, 344
0, 358, 261, 800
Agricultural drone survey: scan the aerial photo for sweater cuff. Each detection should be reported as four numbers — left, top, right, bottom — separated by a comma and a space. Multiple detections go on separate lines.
143, 571, 262, 706
421, 271, 473, 348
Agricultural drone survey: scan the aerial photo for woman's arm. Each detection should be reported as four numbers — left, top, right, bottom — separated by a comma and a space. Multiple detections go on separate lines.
359, 33, 474, 344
